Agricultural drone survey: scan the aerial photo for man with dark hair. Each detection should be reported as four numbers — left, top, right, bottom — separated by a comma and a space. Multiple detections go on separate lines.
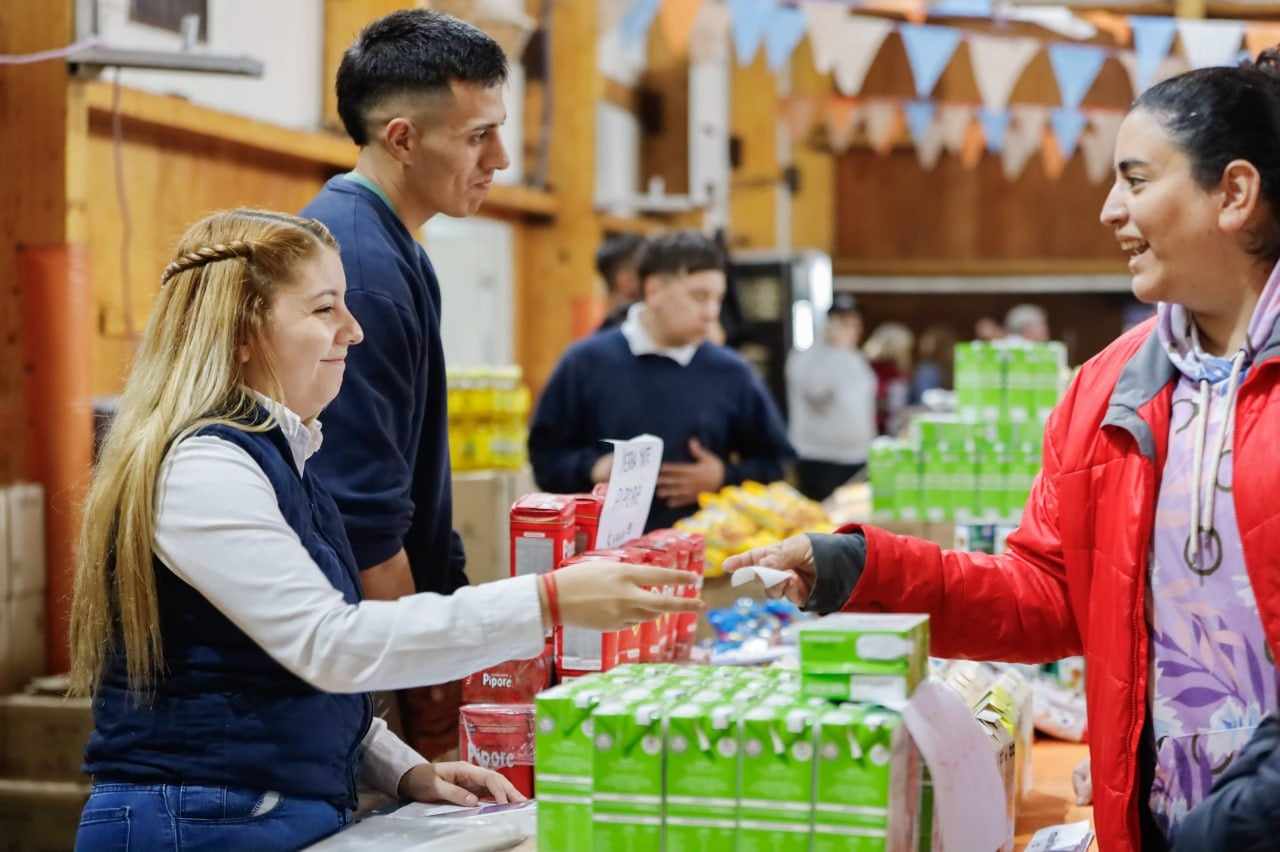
595, 234, 646, 332
302, 9, 508, 602
529, 231, 794, 530
300, 9, 509, 759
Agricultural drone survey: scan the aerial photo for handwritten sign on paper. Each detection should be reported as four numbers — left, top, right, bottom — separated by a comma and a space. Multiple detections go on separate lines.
596, 434, 664, 549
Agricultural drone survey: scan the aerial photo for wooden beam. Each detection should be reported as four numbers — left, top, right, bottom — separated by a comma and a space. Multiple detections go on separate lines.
729, 51, 780, 249
834, 257, 1129, 277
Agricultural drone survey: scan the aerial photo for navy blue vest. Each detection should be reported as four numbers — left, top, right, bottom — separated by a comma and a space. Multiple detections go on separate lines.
84, 419, 373, 807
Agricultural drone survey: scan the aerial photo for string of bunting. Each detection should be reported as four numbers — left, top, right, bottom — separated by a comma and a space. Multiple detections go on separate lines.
603, 0, 1280, 181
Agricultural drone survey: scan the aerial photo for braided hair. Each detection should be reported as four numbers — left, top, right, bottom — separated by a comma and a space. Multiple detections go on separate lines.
160, 240, 255, 286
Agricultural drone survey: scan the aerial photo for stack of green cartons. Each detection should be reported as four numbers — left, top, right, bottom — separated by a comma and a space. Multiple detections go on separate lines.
737, 703, 819, 852
535, 681, 611, 852
813, 705, 923, 851
798, 614, 930, 706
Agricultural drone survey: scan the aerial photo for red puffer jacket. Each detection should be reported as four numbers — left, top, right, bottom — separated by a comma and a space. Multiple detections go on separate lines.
840, 317, 1280, 852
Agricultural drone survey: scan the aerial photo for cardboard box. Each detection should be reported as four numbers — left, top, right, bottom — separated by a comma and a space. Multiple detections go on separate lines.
453, 470, 540, 585
590, 698, 665, 851
535, 683, 609, 852
3, 484, 45, 601
0, 695, 92, 781
664, 702, 738, 852
798, 614, 930, 705
0, 779, 90, 852
737, 703, 816, 852
1, 593, 46, 695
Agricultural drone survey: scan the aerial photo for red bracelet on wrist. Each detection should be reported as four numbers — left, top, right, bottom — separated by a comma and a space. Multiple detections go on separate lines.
542, 571, 562, 627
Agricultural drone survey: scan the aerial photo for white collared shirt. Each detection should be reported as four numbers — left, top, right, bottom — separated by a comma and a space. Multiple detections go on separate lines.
619, 303, 701, 366
152, 392, 546, 795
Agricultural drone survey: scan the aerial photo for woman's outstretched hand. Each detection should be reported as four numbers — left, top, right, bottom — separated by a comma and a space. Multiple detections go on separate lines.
549, 562, 704, 631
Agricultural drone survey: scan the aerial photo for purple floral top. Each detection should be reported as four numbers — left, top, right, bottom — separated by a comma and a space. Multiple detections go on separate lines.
1147, 263, 1280, 842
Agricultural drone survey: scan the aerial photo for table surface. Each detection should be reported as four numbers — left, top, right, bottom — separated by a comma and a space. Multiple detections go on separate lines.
506, 738, 1091, 851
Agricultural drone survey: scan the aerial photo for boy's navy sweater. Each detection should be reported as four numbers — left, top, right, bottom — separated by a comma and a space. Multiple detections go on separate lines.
528, 329, 795, 531
302, 177, 465, 594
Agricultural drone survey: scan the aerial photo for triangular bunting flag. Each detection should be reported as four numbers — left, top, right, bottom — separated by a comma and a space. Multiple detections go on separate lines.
620, 0, 661, 45
1245, 23, 1280, 59
1129, 16, 1178, 93
825, 98, 863, 154
1003, 105, 1049, 181
961, 120, 985, 169
930, 0, 992, 17
1177, 20, 1246, 69
1080, 111, 1124, 184
979, 108, 1010, 154
1003, 7, 1097, 41
599, 25, 649, 85
968, 34, 1040, 112
658, 0, 704, 59
1117, 50, 1190, 97
1080, 11, 1131, 47
916, 123, 946, 170
765, 5, 810, 71
904, 100, 937, 147
938, 104, 975, 155
803, 2, 849, 74
728, 0, 772, 65
864, 100, 904, 156
690, 0, 731, 64
782, 95, 820, 144
1042, 128, 1067, 181
1050, 106, 1088, 159
1048, 43, 1107, 108
899, 24, 964, 98
832, 16, 895, 97
601, 0, 634, 37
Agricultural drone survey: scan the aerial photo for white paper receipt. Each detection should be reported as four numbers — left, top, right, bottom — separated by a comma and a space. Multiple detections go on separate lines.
1025, 820, 1094, 852
730, 565, 793, 589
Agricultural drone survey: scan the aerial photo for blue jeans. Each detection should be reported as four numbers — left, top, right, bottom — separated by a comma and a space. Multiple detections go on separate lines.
74, 781, 350, 851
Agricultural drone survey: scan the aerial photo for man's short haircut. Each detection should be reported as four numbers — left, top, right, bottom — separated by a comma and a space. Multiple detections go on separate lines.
636, 231, 725, 282
595, 234, 645, 292
336, 9, 508, 146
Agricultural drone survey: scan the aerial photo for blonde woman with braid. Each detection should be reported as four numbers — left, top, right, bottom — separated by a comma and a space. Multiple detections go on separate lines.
69, 209, 700, 850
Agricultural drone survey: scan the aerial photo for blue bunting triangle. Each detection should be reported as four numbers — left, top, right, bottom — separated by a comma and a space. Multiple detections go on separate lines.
619, 0, 661, 46
930, 0, 993, 17
1129, 16, 1178, 93
899, 24, 964, 99
904, 100, 937, 146
979, 108, 1009, 154
765, 5, 810, 71
1048, 43, 1107, 109
1051, 107, 1088, 159
729, 0, 773, 65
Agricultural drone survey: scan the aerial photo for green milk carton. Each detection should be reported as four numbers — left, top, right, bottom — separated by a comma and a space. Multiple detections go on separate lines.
535, 681, 610, 852
869, 438, 900, 520
664, 702, 739, 852
948, 450, 979, 523
798, 614, 930, 705
738, 704, 818, 852
1003, 442, 1040, 518
1002, 346, 1035, 423
893, 445, 921, 522
976, 343, 1004, 421
920, 449, 949, 523
975, 439, 1006, 521
953, 342, 980, 420
591, 698, 666, 852
814, 705, 922, 852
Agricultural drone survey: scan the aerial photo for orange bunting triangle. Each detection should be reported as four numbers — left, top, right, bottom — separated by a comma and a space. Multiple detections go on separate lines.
865, 101, 904, 157
961, 121, 985, 170
1245, 23, 1280, 58
825, 97, 862, 154
861, 0, 927, 24
659, 0, 704, 59
1080, 11, 1130, 47
1041, 126, 1066, 181
782, 96, 820, 145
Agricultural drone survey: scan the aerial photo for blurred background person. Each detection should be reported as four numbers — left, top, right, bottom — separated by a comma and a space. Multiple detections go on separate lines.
595, 233, 646, 332
974, 315, 1005, 341
529, 230, 793, 529
1004, 302, 1051, 342
786, 292, 877, 501
863, 321, 914, 436
910, 323, 958, 404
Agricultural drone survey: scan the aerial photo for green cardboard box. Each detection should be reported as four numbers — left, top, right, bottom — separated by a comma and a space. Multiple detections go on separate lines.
737, 704, 817, 852
535, 682, 609, 852
664, 702, 739, 852
591, 698, 666, 852
798, 614, 930, 705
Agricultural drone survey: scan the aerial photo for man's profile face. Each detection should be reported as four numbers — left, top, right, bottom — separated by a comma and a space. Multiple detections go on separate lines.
645, 269, 726, 347
407, 81, 510, 218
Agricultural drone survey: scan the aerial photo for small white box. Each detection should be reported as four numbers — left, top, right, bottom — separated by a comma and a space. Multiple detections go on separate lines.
5, 484, 45, 599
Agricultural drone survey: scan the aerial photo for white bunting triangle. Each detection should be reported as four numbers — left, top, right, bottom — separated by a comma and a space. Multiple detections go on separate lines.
1080, 111, 1124, 185
1176, 20, 1246, 69
968, 34, 1040, 112
803, 1, 850, 75
938, 104, 975, 155
690, 0, 731, 64
864, 100, 902, 154
833, 16, 896, 96
1002, 105, 1049, 181
1118, 51, 1191, 96
915, 121, 946, 170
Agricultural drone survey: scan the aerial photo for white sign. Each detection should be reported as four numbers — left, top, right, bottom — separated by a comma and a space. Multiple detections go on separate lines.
596, 434, 664, 549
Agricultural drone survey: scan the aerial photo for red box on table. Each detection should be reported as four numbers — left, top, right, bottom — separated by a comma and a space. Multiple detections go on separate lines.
458, 704, 535, 797
509, 494, 576, 578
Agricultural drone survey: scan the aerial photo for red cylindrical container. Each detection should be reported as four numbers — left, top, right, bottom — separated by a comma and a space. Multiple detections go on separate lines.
571, 493, 604, 555
509, 494, 576, 578
459, 704, 536, 797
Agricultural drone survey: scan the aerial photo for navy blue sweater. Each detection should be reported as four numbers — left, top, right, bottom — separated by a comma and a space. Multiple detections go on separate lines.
528, 330, 794, 530
302, 178, 465, 594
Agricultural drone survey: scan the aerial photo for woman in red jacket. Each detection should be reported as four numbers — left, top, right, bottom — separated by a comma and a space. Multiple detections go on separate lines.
728, 49, 1280, 852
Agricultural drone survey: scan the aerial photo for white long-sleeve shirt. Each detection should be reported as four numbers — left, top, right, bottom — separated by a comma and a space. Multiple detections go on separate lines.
151, 395, 546, 796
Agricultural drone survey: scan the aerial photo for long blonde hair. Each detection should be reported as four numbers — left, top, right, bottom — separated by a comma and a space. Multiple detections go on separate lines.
69, 209, 338, 696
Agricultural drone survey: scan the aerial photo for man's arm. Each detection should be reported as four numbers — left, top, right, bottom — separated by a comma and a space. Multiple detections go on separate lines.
527, 352, 606, 493
361, 548, 416, 601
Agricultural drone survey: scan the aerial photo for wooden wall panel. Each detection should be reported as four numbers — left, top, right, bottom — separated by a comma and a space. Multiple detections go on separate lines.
640, 20, 691, 196
729, 51, 779, 249
790, 39, 835, 254
85, 111, 338, 396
